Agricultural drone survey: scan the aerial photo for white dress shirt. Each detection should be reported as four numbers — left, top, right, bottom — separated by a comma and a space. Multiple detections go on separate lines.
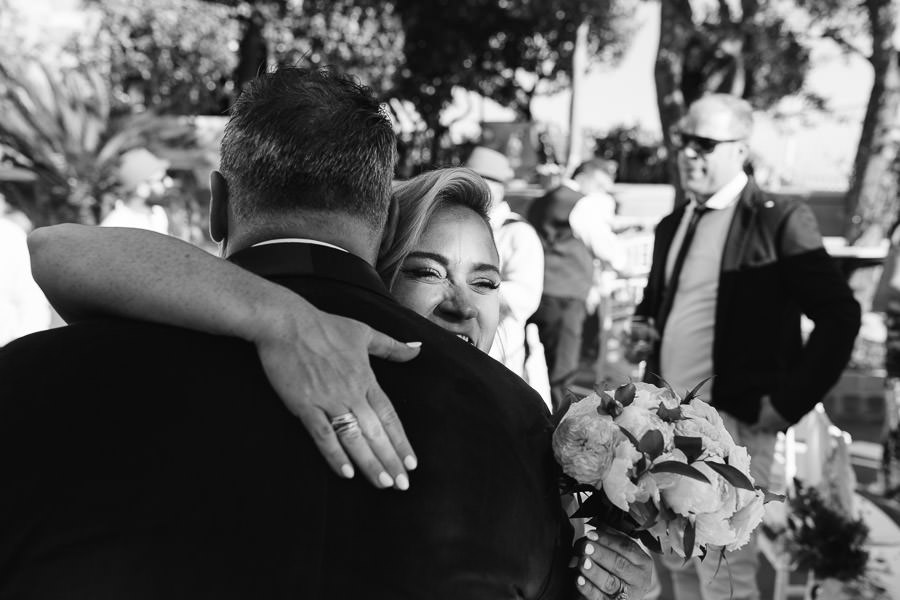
660, 172, 748, 400
488, 201, 545, 377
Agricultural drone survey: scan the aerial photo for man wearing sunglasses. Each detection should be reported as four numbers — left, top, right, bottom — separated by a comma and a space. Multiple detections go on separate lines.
628, 94, 860, 600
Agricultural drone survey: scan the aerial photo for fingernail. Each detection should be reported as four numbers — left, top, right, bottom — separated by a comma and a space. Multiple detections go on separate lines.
404, 455, 418, 470
340, 464, 354, 479
586, 530, 598, 541
583, 558, 592, 570
395, 474, 409, 491
584, 544, 594, 555
577, 576, 586, 586
378, 471, 394, 487
406, 341, 422, 348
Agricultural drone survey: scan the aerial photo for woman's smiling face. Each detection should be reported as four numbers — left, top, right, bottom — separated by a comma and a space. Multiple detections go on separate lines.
391, 204, 501, 352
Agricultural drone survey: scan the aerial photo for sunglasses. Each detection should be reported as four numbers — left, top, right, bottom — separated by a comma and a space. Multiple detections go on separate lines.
671, 130, 743, 155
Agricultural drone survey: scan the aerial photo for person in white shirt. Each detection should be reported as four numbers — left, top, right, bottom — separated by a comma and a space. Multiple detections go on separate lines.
464, 147, 549, 406
101, 148, 171, 234
0, 205, 50, 346
526, 159, 626, 413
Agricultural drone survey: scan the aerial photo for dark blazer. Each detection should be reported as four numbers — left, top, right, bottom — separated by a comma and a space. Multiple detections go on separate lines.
0, 243, 573, 600
635, 179, 861, 425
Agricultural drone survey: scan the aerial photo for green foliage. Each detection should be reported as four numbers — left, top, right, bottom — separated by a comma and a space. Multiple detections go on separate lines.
0, 56, 195, 226
267, 0, 405, 98
786, 479, 870, 581
79, 0, 240, 115
393, 0, 637, 127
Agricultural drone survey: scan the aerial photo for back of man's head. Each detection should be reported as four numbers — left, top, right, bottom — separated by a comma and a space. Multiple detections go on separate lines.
572, 158, 617, 193
219, 67, 397, 232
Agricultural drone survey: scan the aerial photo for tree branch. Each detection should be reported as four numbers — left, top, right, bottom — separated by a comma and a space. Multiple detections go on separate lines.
820, 27, 870, 59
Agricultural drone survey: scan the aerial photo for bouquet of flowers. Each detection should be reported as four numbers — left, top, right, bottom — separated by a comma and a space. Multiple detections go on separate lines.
552, 381, 783, 560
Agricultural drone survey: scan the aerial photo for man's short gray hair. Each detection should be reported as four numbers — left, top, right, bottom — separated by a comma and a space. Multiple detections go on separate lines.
689, 93, 754, 139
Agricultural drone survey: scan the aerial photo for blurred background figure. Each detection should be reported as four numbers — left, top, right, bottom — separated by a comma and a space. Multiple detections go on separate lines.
873, 220, 900, 497
0, 194, 51, 346
101, 148, 171, 234
527, 158, 626, 414
464, 146, 549, 407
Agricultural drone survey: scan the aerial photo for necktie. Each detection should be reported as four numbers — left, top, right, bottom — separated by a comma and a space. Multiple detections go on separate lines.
656, 204, 709, 336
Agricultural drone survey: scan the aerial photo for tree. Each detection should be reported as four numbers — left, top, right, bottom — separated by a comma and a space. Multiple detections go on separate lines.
81, 0, 241, 115
0, 56, 194, 227
392, 0, 637, 164
833, 0, 900, 245
654, 1, 812, 198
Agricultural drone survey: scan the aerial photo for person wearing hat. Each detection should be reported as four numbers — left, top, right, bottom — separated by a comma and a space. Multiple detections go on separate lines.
527, 158, 627, 414
101, 148, 171, 234
465, 146, 548, 404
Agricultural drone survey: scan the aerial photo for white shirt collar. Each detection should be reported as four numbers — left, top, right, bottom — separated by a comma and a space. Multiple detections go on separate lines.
489, 201, 512, 230
252, 238, 349, 252
693, 171, 748, 211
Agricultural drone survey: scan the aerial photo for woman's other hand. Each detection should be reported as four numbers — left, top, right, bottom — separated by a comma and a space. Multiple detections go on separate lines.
254, 305, 421, 491
575, 527, 654, 600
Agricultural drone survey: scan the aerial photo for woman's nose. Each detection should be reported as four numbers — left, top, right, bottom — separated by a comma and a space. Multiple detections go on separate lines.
437, 287, 478, 320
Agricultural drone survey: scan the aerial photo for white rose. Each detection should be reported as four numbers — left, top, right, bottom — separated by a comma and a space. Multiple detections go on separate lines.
661, 461, 736, 517
553, 395, 626, 487
726, 489, 766, 551
601, 440, 643, 511
675, 400, 737, 459
616, 404, 675, 449
633, 382, 680, 410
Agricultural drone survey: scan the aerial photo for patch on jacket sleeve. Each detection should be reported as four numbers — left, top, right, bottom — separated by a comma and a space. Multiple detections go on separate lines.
778, 202, 824, 257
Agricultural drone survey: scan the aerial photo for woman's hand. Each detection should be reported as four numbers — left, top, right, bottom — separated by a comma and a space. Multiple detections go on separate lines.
253, 303, 421, 491
575, 527, 654, 600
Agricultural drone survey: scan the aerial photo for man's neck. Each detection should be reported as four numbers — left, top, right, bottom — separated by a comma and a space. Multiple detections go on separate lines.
223, 213, 381, 265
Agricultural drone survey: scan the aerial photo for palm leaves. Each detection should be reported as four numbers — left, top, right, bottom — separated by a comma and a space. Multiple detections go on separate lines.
0, 56, 190, 226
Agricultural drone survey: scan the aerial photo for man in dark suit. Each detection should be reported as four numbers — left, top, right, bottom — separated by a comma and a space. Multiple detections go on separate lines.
628, 94, 861, 600
0, 67, 655, 600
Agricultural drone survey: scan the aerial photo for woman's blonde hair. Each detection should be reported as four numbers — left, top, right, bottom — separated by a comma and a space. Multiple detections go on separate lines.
377, 167, 494, 288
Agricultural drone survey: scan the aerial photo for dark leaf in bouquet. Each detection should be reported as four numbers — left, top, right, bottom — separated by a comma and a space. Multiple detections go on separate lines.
635, 455, 647, 474
658, 501, 676, 523
650, 461, 710, 484
702, 461, 755, 491
598, 391, 623, 418
683, 376, 714, 403
571, 491, 613, 519
618, 425, 640, 448
682, 519, 696, 566
657, 403, 683, 422
698, 546, 708, 563
674, 435, 704, 462
638, 429, 665, 459
636, 529, 663, 555
629, 500, 660, 531
615, 382, 636, 407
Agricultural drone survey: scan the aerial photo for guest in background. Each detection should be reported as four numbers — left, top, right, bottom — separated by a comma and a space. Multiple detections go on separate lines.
0, 195, 50, 346
626, 93, 860, 600
527, 158, 626, 414
101, 148, 171, 234
464, 146, 549, 405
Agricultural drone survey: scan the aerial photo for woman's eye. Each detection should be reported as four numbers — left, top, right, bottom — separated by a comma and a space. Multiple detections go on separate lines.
401, 267, 443, 281
473, 279, 501, 291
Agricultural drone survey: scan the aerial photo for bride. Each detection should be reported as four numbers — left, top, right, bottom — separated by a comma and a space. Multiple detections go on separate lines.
31, 166, 652, 599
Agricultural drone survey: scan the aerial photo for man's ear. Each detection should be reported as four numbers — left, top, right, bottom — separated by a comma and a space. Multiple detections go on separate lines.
208, 170, 228, 244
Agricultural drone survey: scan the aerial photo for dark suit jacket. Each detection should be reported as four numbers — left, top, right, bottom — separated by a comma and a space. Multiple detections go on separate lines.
635, 179, 861, 425
0, 243, 573, 600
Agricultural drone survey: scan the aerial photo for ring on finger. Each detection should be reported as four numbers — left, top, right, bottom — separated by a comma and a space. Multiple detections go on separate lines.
330, 412, 360, 436
611, 579, 629, 600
